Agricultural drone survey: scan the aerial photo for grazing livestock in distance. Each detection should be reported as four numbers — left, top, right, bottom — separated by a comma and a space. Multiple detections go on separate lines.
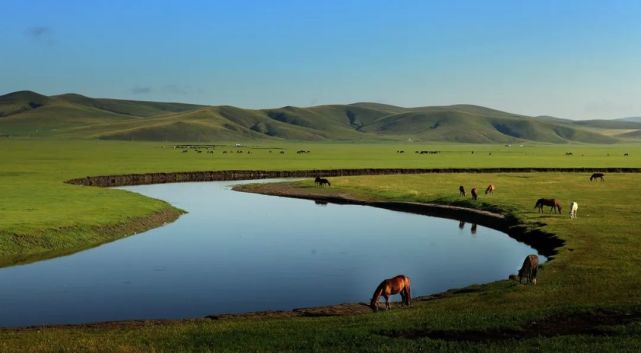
535, 198, 562, 214
570, 201, 578, 219
485, 184, 495, 195
518, 255, 539, 285
471, 188, 478, 200
459, 185, 466, 197
590, 173, 605, 182
370, 275, 411, 312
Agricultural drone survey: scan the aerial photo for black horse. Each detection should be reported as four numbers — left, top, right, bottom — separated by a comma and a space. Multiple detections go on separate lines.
459, 185, 466, 197
315, 176, 331, 187
590, 173, 605, 182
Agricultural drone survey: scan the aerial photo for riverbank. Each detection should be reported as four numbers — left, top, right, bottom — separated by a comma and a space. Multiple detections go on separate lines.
0, 206, 183, 268
2, 172, 641, 352
233, 182, 562, 258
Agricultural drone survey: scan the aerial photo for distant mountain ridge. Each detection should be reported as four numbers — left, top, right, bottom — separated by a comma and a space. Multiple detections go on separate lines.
1, 90, 640, 143
618, 117, 641, 123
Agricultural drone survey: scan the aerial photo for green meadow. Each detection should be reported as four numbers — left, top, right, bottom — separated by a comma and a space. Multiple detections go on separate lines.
0, 139, 639, 263
1, 138, 641, 352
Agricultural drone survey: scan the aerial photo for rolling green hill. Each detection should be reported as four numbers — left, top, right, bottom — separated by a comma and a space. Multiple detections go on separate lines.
0, 90, 637, 143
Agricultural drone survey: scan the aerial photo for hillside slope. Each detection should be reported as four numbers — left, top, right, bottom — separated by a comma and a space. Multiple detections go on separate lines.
0, 90, 632, 143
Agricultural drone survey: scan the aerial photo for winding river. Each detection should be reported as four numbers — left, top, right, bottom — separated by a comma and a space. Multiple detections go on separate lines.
0, 180, 544, 327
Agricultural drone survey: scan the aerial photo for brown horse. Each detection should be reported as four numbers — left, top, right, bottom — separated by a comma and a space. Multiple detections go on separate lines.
370, 275, 411, 312
471, 188, 478, 200
485, 184, 495, 195
590, 173, 604, 182
534, 198, 562, 214
518, 255, 539, 285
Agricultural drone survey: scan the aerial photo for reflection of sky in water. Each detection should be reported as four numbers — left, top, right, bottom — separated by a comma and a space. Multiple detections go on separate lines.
0, 180, 543, 327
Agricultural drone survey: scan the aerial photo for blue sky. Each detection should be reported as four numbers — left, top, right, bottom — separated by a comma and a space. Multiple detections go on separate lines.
2, 0, 640, 119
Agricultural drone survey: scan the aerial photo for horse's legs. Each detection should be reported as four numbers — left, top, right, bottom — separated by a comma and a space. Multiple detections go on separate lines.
384, 295, 390, 310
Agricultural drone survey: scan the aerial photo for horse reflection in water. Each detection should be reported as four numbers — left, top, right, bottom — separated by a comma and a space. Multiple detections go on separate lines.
457, 221, 478, 235
370, 275, 411, 312
314, 200, 328, 206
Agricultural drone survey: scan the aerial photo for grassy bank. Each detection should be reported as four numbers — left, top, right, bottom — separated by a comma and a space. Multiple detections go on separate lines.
0, 138, 639, 265
2, 171, 641, 352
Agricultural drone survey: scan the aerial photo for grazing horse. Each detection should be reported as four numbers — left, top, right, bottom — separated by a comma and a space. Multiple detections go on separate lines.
569, 201, 578, 219
485, 184, 495, 195
590, 173, 605, 182
315, 177, 331, 187
370, 275, 411, 312
534, 198, 562, 214
471, 188, 478, 200
459, 185, 466, 197
518, 255, 539, 285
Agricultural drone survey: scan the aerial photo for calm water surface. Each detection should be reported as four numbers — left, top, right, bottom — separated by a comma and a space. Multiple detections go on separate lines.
0, 180, 544, 327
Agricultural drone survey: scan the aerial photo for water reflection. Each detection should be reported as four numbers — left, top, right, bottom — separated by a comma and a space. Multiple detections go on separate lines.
457, 220, 478, 236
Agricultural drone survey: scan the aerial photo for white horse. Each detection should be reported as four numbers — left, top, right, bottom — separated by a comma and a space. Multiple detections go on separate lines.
569, 201, 578, 219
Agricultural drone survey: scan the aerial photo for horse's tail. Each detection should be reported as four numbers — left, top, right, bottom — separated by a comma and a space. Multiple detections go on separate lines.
404, 276, 411, 306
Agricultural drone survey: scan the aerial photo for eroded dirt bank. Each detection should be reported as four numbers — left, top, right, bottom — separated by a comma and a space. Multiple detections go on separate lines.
65, 167, 640, 187
233, 182, 563, 258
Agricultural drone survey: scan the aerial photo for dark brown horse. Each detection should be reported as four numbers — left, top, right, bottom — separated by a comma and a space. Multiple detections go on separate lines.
518, 255, 539, 285
534, 198, 562, 214
459, 185, 466, 197
485, 184, 495, 195
370, 275, 411, 312
314, 176, 331, 187
471, 188, 478, 200
318, 178, 331, 187
590, 173, 605, 182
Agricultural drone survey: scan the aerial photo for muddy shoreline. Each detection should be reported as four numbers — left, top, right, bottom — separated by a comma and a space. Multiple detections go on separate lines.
65, 167, 640, 187
233, 184, 563, 258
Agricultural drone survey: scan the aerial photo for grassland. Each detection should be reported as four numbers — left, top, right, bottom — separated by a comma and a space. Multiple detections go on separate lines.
1, 139, 641, 352
0, 139, 639, 265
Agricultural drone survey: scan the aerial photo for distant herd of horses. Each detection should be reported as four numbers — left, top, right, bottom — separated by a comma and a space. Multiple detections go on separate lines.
314, 171, 605, 311
458, 184, 495, 200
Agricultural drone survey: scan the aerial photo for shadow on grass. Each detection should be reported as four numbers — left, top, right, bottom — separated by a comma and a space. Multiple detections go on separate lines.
378, 309, 641, 342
